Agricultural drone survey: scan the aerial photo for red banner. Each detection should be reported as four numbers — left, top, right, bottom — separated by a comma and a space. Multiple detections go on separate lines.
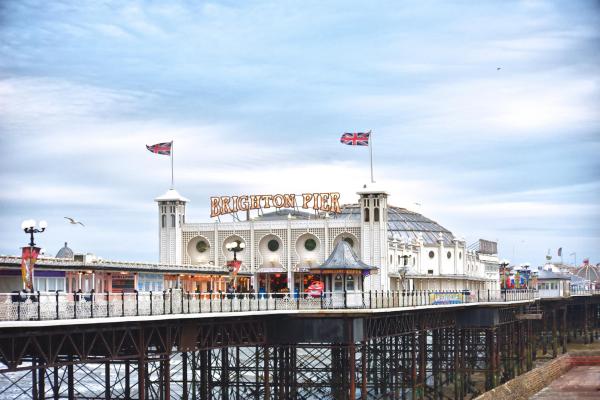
227, 260, 242, 278
21, 246, 41, 291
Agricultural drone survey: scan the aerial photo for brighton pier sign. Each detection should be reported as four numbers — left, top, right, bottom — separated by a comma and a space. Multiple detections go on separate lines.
210, 193, 341, 218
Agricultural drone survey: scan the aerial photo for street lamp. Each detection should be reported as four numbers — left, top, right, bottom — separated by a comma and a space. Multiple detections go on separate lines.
225, 240, 245, 262
20, 219, 47, 292
225, 240, 245, 286
399, 254, 412, 290
21, 219, 47, 246
499, 259, 510, 290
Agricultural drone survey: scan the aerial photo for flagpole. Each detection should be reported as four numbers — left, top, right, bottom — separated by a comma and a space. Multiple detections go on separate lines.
369, 130, 374, 183
170, 140, 174, 189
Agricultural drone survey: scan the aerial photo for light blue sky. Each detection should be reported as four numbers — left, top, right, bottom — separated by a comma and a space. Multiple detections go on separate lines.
1, 0, 598, 265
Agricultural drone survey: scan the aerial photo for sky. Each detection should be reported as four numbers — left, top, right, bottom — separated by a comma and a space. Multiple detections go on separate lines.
0, 0, 598, 266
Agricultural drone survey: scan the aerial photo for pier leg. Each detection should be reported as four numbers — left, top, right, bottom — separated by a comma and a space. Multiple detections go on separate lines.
200, 350, 209, 400
67, 356, 74, 400
417, 329, 426, 400
349, 342, 356, 400
587, 303, 594, 344
517, 321, 527, 375
453, 328, 462, 399
138, 331, 146, 400
361, 342, 368, 400
32, 358, 38, 400
411, 333, 417, 399
105, 361, 110, 400
221, 348, 229, 400
38, 363, 45, 400
485, 328, 497, 390
182, 352, 188, 400
263, 347, 270, 400
125, 360, 131, 400
562, 308, 568, 354
527, 321, 533, 371
163, 355, 171, 400
552, 309, 558, 358
53, 366, 59, 400
542, 311, 548, 355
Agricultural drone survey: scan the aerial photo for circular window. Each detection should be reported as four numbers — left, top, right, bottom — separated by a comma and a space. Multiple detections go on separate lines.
428, 251, 435, 259
304, 238, 317, 251
196, 240, 208, 253
447, 251, 451, 259
343, 237, 354, 247
268, 239, 280, 252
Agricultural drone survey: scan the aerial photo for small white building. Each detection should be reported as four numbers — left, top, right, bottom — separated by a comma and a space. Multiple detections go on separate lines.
536, 267, 571, 298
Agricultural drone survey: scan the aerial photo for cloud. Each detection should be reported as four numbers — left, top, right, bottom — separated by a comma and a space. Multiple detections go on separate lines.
335, 71, 599, 137
0, 0, 598, 264
0, 77, 153, 130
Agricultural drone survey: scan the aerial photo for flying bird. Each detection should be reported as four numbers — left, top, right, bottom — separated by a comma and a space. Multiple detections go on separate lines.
64, 217, 85, 226
497, 67, 501, 70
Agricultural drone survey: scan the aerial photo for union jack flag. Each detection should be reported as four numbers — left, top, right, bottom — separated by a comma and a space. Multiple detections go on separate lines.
340, 131, 370, 146
146, 142, 172, 155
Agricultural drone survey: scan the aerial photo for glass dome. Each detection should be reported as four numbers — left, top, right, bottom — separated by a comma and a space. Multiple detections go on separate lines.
250, 203, 455, 245
55, 242, 74, 259
333, 204, 454, 245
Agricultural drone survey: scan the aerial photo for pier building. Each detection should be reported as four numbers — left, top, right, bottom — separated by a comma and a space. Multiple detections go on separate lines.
160, 185, 501, 294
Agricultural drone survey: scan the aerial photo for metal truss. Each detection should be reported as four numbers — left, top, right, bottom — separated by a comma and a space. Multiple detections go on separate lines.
1, 299, 600, 399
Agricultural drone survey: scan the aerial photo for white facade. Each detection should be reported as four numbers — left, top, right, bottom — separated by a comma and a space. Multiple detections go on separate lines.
157, 186, 500, 292
156, 189, 189, 265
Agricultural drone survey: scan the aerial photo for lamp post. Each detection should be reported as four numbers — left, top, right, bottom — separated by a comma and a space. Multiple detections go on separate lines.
20, 219, 47, 292
225, 240, 245, 261
499, 259, 510, 290
21, 219, 47, 246
225, 240, 245, 286
520, 262, 531, 288
400, 254, 412, 290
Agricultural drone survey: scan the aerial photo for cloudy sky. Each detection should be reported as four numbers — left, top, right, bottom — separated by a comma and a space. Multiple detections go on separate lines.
0, 0, 598, 265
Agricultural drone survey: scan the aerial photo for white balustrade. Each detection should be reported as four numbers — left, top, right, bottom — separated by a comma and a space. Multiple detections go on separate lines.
0, 289, 546, 322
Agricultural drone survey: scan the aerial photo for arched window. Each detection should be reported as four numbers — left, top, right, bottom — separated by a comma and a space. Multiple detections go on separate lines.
171, 214, 176, 227
334, 274, 343, 291
161, 214, 166, 228
364, 208, 370, 222
346, 275, 355, 291
374, 207, 380, 222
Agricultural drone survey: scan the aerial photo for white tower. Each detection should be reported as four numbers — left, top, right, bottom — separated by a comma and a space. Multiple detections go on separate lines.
155, 189, 189, 265
358, 185, 389, 291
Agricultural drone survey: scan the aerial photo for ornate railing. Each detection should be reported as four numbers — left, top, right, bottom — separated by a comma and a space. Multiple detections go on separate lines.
0, 289, 543, 322
570, 287, 600, 295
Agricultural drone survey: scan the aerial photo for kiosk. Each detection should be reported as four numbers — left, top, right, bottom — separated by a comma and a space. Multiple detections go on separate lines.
310, 240, 377, 307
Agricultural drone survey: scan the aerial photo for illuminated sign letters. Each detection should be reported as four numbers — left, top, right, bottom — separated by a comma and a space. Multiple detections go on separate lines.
210, 193, 341, 218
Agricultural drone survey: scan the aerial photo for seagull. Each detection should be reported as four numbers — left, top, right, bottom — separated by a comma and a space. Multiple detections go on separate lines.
64, 217, 85, 226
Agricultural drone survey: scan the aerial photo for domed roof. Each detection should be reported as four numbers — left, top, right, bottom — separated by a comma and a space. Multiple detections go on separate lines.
574, 264, 600, 282
246, 203, 455, 245
333, 204, 454, 245
56, 242, 74, 259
